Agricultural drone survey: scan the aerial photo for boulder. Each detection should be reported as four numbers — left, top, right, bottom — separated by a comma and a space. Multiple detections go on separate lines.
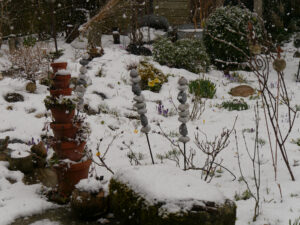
229, 85, 255, 97
294, 51, 300, 58
23, 168, 58, 188
109, 165, 236, 225
25, 82, 37, 93
35, 168, 58, 188
4, 92, 24, 102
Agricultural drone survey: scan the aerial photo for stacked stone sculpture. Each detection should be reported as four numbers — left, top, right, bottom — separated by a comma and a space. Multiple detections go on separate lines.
130, 69, 154, 164
177, 77, 190, 170
76, 54, 90, 111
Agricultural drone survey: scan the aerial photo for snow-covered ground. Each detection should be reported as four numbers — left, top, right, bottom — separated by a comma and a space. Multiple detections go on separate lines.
1, 35, 300, 225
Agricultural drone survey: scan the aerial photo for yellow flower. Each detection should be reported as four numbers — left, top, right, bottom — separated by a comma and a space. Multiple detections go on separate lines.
134, 129, 138, 134
96, 152, 100, 157
153, 78, 161, 84
203, 120, 205, 124
148, 80, 155, 87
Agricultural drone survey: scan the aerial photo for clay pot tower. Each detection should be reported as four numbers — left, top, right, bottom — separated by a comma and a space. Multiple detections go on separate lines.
48, 62, 91, 196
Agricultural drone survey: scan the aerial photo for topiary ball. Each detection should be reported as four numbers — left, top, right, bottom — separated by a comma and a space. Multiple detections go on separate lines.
203, 6, 263, 70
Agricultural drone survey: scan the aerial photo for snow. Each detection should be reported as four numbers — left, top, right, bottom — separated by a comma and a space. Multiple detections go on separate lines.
76, 177, 108, 195
0, 34, 300, 224
55, 69, 70, 76
0, 162, 55, 225
114, 165, 226, 214
9, 143, 31, 158
29, 220, 60, 225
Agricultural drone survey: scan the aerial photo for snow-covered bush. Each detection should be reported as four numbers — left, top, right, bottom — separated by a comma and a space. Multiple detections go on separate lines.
153, 37, 210, 73
7, 42, 49, 81
203, 6, 263, 69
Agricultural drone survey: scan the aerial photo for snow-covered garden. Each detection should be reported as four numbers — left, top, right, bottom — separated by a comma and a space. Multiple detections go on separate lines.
0, 1, 300, 225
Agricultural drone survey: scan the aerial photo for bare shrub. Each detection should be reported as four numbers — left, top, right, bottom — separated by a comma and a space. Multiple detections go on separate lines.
7, 42, 49, 82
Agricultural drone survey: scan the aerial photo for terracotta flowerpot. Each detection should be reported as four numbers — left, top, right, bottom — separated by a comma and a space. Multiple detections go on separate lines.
50, 88, 72, 97
52, 74, 71, 89
50, 122, 80, 139
55, 159, 92, 196
51, 108, 75, 123
53, 141, 86, 161
51, 62, 67, 74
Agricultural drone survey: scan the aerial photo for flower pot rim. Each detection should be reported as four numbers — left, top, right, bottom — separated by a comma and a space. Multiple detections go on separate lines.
55, 159, 92, 171
53, 140, 86, 148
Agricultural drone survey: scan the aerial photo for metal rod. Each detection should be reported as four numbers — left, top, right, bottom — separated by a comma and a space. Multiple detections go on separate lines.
146, 133, 155, 164
184, 142, 186, 170
296, 60, 300, 81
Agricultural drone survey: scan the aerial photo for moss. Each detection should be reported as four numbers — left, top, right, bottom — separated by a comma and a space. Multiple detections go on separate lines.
109, 178, 236, 225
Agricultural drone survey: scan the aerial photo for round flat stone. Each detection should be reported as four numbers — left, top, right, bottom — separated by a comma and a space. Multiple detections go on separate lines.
178, 103, 189, 112
78, 98, 84, 105
179, 123, 188, 136
77, 78, 87, 86
79, 66, 87, 74
134, 95, 145, 103
178, 116, 189, 123
140, 114, 148, 127
134, 102, 146, 109
178, 136, 190, 143
79, 59, 89, 66
141, 125, 151, 133
76, 91, 85, 98
179, 110, 189, 117
131, 76, 141, 83
83, 53, 90, 60
76, 85, 86, 93
177, 91, 187, 104
178, 85, 188, 91
130, 69, 139, 78
138, 108, 147, 115
132, 84, 141, 96
178, 77, 188, 86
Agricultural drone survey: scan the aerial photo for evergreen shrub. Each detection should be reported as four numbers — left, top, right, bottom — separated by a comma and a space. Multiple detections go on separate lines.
153, 38, 210, 73
203, 6, 263, 69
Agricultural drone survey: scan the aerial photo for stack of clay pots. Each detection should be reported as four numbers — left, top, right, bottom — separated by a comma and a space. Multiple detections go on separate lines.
49, 62, 91, 196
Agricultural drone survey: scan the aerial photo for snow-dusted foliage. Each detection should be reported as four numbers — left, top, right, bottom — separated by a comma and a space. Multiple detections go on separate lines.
204, 6, 263, 69
153, 37, 210, 73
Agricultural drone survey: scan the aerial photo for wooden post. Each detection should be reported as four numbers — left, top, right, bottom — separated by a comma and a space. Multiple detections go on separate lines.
254, 0, 263, 17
